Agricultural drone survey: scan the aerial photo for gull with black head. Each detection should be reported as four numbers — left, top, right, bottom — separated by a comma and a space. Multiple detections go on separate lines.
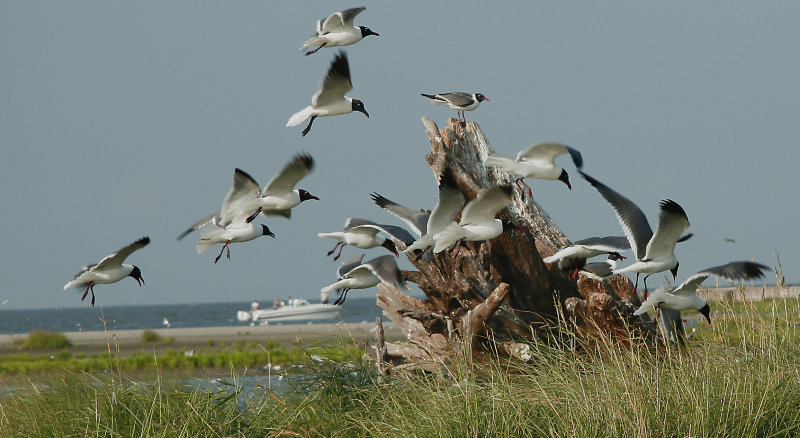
300, 7, 379, 56
420, 92, 489, 123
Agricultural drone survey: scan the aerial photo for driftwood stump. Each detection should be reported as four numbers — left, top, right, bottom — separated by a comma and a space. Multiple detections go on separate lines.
372, 118, 657, 371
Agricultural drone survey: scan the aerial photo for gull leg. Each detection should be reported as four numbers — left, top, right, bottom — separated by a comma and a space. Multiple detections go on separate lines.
81, 284, 91, 301
327, 242, 343, 257
90, 285, 96, 307
333, 243, 347, 261
515, 178, 528, 200
245, 207, 262, 224
304, 43, 327, 56
301, 116, 317, 137
520, 180, 533, 199
214, 241, 230, 263
643, 274, 651, 300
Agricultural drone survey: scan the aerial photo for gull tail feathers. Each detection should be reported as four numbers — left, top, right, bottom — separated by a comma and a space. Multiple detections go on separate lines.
287, 106, 314, 127
196, 223, 223, 254
485, 155, 516, 171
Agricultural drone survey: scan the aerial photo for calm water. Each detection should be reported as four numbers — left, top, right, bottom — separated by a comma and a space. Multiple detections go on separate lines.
0, 297, 385, 335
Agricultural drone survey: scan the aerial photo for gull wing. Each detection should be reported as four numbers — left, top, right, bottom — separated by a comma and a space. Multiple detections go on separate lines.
262, 153, 314, 197
177, 210, 221, 241
371, 192, 429, 236
643, 200, 690, 261
312, 52, 353, 107
580, 170, 652, 261
672, 261, 769, 295
219, 168, 261, 226
460, 184, 514, 225
434, 92, 474, 107
95, 237, 150, 270
361, 255, 408, 290
426, 169, 466, 236
337, 253, 365, 278
321, 7, 365, 32
517, 142, 583, 169
573, 236, 631, 253
353, 223, 416, 247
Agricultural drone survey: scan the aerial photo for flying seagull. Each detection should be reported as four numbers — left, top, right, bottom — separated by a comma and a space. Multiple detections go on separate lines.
300, 7, 379, 56
634, 261, 770, 324
318, 218, 416, 261
403, 168, 466, 258
177, 153, 317, 240
433, 184, 523, 255
580, 170, 690, 299
193, 168, 276, 262
287, 51, 369, 136
63, 237, 150, 306
320, 254, 408, 305
420, 92, 489, 123
485, 142, 584, 198
543, 235, 630, 278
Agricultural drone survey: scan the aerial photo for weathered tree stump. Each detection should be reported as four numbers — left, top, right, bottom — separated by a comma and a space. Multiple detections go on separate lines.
374, 118, 657, 371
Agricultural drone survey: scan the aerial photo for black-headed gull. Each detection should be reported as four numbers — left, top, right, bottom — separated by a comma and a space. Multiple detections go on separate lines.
320, 254, 408, 306
543, 235, 630, 277
63, 237, 150, 306
433, 184, 522, 255
287, 52, 369, 137
420, 92, 489, 123
318, 218, 416, 261
485, 142, 583, 198
300, 7, 379, 56
194, 168, 276, 262
403, 168, 466, 257
579, 252, 627, 284
634, 261, 770, 324
370, 192, 430, 237
580, 170, 690, 298
177, 154, 317, 240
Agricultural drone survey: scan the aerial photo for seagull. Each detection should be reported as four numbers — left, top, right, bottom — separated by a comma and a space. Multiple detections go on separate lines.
177, 154, 317, 240
433, 184, 523, 255
320, 254, 408, 306
420, 92, 489, 123
403, 168, 466, 257
287, 51, 369, 136
543, 235, 630, 278
634, 261, 770, 324
192, 168, 276, 262
370, 192, 430, 237
63, 237, 150, 306
318, 218, 416, 261
578, 252, 627, 284
580, 170, 690, 299
300, 7, 379, 56
485, 142, 584, 198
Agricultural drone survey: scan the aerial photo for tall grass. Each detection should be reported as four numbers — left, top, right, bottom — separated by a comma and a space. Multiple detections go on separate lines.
2, 298, 799, 437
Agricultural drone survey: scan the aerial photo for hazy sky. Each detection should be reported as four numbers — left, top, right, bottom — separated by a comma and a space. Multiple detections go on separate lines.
2, 2, 798, 310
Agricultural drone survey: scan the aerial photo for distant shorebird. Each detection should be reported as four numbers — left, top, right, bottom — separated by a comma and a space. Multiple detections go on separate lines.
634, 261, 770, 324
485, 142, 583, 198
63, 237, 150, 306
433, 184, 522, 255
580, 170, 690, 299
318, 218, 415, 261
300, 7, 379, 56
287, 52, 369, 136
178, 154, 317, 240
420, 92, 489, 123
320, 254, 408, 305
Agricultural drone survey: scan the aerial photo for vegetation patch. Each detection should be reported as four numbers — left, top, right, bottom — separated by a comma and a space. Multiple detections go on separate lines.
11, 330, 72, 350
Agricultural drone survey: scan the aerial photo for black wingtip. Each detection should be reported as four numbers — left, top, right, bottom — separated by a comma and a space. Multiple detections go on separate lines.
743, 261, 770, 279
371, 192, 391, 208
659, 199, 687, 217
293, 152, 314, 171
498, 184, 515, 198
438, 166, 459, 191
566, 146, 584, 169
578, 170, 602, 188
421, 93, 436, 99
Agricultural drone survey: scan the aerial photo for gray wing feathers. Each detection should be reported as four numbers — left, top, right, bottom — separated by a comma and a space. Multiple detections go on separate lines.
371, 192, 429, 236
580, 170, 652, 260
263, 153, 314, 196
573, 236, 631, 252
338, 253, 365, 278
675, 261, 769, 293
177, 210, 221, 241
460, 184, 513, 225
644, 200, 690, 260
364, 255, 408, 290
95, 237, 151, 270
313, 52, 352, 107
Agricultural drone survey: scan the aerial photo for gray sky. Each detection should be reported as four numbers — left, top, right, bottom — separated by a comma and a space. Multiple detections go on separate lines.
2, 1, 798, 310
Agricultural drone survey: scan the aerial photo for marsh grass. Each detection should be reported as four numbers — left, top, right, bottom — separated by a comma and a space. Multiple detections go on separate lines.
11, 330, 72, 350
2, 297, 799, 437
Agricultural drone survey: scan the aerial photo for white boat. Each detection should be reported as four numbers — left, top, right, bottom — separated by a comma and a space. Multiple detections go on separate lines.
236, 298, 340, 323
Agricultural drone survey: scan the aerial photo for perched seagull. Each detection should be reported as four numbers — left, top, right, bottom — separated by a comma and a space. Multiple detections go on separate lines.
320, 254, 408, 306
485, 142, 584, 198
543, 235, 630, 277
300, 7, 379, 56
370, 192, 430, 237
420, 92, 489, 123
177, 154, 317, 240
634, 261, 770, 324
318, 218, 416, 261
433, 184, 523, 255
580, 170, 690, 299
192, 168, 276, 262
63, 237, 150, 306
287, 52, 369, 136
403, 169, 466, 257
